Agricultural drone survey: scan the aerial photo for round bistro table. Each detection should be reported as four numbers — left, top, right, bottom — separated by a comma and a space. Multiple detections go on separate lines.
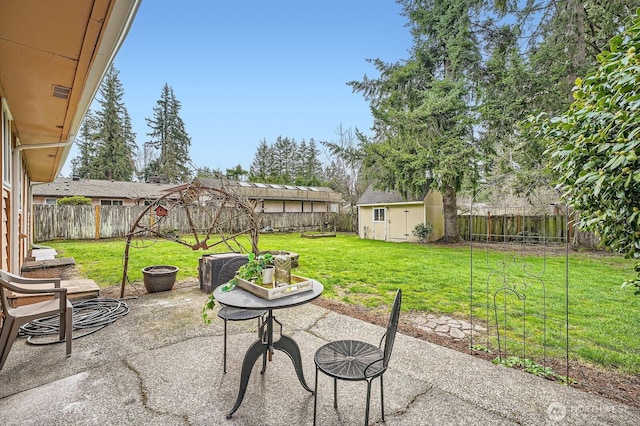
213, 279, 324, 418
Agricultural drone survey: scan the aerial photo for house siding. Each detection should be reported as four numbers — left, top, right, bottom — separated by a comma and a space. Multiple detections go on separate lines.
263, 200, 284, 213
2, 189, 8, 270
262, 199, 331, 213
1, 103, 10, 270
284, 200, 303, 213
34, 178, 343, 213
0, 110, 30, 272
33, 195, 139, 206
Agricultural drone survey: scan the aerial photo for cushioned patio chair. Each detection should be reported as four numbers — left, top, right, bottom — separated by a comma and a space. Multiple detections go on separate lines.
0, 270, 72, 370
313, 289, 402, 425
215, 257, 266, 373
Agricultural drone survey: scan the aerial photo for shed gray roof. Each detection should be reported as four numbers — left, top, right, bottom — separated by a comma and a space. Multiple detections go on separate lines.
32, 178, 176, 200
357, 186, 426, 205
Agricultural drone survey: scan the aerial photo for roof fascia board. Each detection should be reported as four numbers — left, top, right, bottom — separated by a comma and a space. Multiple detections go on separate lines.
358, 201, 425, 207
56, 0, 142, 177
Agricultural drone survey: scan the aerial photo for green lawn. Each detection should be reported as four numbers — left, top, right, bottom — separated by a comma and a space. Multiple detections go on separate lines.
45, 233, 640, 374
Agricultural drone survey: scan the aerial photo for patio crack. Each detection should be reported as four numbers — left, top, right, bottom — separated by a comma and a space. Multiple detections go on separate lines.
123, 359, 191, 424
304, 310, 331, 340
386, 383, 433, 419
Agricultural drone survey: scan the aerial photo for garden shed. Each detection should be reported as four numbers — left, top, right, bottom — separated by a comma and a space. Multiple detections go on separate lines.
357, 187, 444, 242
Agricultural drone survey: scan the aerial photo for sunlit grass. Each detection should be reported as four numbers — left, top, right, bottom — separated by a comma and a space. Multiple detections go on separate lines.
45, 233, 640, 374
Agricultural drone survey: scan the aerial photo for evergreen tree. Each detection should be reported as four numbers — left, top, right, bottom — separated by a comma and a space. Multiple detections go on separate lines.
225, 164, 248, 181
72, 66, 136, 181
71, 111, 99, 178
145, 83, 192, 183
271, 136, 297, 184
351, 0, 482, 241
476, 23, 533, 190
323, 159, 348, 194
249, 136, 327, 185
502, 0, 638, 189
295, 139, 308, 181
196, 166, 221, 178
295, 139, 323, 186
249, 138, 272, 181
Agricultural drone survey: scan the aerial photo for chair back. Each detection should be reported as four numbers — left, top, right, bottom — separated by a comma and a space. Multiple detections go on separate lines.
382, 289, 402, 369
0, 276, 10, 314
0, 271, 20, 314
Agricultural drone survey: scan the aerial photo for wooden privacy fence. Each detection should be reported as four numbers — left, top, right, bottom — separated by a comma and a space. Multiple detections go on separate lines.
458, 213, 571, 243
33, 205, 352, 242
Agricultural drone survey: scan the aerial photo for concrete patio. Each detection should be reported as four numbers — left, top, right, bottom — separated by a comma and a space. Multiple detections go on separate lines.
1, 286, 638, 425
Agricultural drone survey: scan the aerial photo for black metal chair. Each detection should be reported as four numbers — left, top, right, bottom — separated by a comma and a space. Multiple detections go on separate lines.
313, 289, 402, 426
215, 257, 266, 373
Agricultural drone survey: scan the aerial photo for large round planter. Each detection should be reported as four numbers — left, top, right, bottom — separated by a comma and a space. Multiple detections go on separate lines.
142, 265, 179, 293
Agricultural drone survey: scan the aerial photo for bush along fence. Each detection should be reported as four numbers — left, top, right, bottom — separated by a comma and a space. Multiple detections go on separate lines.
33, 205, 355, 243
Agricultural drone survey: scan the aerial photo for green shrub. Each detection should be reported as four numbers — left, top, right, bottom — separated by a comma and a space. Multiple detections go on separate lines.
57, 196, 92, 206
412, 222, 433, 243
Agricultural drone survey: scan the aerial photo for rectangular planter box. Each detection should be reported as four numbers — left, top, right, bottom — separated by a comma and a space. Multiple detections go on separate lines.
236, 274, 313, 300
198, 253, 248, 293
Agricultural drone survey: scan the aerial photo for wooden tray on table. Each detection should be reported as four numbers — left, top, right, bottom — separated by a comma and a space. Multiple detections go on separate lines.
236, 274, 313, 300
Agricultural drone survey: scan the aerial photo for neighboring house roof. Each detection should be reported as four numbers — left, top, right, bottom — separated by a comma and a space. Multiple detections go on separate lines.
33, 178, 176, 201
34, 177, 344, 204
191, 178, 342, 203
357, 186, 426, 206
0, 0, 141, 182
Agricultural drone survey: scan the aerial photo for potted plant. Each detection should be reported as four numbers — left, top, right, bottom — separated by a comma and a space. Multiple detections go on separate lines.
232, 252, 274, 286
202, 253, 274, 324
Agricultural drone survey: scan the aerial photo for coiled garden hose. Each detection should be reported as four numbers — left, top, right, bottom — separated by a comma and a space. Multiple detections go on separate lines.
19, 298, 129, 345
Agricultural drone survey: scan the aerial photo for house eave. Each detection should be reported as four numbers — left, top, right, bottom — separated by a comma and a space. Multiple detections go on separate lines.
0, 0, 141, 183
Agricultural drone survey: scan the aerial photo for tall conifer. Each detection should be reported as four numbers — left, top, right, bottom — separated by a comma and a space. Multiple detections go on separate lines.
145, 84, 192, 183
72, 65, 136, 181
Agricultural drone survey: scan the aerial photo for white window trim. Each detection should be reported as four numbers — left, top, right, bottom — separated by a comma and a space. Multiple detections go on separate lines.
100, 199, 124, 206
2, 99, 13, 189
373, 207, 386, 222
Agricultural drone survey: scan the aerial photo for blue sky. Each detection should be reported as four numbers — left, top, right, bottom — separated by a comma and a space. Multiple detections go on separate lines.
65, 1, 413, 177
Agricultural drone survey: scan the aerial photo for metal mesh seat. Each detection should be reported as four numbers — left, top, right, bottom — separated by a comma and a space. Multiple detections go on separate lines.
215, 257, 266, 373
313, 289, 401, 425
217, 306, 266, 373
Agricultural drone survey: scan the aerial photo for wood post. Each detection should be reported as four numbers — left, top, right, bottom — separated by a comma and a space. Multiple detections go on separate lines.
95, 205, 100, 240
